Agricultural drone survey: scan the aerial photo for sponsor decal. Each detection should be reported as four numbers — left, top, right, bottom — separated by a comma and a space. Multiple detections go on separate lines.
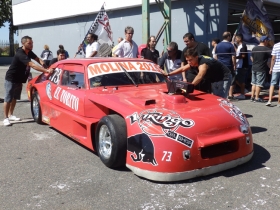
127, 133, 158, 166
53, 86, 79, 111
127, 108, 194, 148
88, 61, 161, 79
49, 68, 62, 85
218, 99, 248, 125
46, 82, 52, 100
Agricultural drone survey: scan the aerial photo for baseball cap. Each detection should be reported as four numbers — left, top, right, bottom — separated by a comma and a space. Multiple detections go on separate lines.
260, 36, 271, 42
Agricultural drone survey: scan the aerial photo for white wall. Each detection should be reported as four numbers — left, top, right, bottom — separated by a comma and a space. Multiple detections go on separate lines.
13, 0, 177, 26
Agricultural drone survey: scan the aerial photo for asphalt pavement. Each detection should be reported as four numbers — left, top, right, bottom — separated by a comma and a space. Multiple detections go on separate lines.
0, 65, 280, 210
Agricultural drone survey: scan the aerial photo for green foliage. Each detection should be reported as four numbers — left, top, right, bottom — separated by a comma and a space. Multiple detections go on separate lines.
0, 0, 11, 27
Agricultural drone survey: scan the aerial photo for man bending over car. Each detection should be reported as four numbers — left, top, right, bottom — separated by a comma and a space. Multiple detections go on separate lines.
3, 36, 53, 126
162, 48, 232, 99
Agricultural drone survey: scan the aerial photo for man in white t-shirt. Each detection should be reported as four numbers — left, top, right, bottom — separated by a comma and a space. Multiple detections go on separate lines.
78, 33, 100, 58
266, 42, 280, 106
113, 26, 138, 58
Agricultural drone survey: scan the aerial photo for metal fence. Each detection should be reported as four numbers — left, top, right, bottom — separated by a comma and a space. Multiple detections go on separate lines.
0, 40, 19, 56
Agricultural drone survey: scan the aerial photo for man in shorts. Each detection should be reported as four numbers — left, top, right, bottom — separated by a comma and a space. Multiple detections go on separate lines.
3, 36, 53, 126
250, 36, 271, 102
214, 31, 237, 101
266, 41, 280, 106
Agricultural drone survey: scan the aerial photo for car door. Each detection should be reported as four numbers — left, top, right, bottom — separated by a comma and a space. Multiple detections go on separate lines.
49, 64, 86, 131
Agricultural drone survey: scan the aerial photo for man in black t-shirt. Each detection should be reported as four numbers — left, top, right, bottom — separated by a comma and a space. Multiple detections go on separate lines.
180, 33, 211, 93
3, 36, 53, 126
162, 48, 231, 98
234, 34, 248, 100
250, 36, 271, 102
49, 49, 66, 66
141, 36, 160, 64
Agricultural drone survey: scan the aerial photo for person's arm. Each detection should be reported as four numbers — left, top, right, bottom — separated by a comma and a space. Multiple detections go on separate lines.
181, 49, 187, 81
158, 53, 166, 70
232, 55, 236, 70
89, 51, 98, 57
270, 55, 276, 74
191, 64, 208, 86
213, 54, 217, 60
27, 61, 53, 74
34, 57, 46, 67
181, 62, 188, 81
250, 55, 253, 62
113, 42, 122, 57
162, 63, 191, 76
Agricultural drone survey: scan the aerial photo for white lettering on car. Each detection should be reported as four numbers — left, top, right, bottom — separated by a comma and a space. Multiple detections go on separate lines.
54, 86, 61, 100
53, 87, 79, 111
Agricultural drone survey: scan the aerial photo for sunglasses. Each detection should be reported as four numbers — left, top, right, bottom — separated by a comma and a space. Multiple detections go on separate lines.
126, 33, 134, 35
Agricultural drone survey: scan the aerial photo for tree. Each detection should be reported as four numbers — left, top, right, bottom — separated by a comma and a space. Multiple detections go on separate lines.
0, 0, 18, 56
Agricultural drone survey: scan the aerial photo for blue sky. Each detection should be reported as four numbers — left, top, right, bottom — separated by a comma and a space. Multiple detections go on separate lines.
0, 22, 19, 42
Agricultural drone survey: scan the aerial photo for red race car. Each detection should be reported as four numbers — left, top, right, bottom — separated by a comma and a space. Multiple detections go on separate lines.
26, 58, 253, 182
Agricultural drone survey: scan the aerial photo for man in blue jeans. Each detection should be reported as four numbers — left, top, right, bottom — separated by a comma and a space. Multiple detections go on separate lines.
3, 36, 53, 126
162, 48, 232, 99
214, 31, 237, 101
266, 41, 280, 106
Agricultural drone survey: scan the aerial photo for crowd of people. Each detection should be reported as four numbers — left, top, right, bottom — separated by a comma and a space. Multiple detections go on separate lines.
2, 25, 280, 126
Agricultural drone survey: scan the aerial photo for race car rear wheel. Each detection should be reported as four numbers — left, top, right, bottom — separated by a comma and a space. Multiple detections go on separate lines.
96, 114, 127, 168
31, 91, 43, 124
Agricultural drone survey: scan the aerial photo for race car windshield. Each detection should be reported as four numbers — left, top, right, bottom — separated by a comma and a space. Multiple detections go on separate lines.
88, 62, 166, 88
89, 71, 166, 87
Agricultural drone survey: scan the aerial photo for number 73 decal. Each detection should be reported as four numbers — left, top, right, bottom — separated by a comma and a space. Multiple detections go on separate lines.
162, 151, 172, 162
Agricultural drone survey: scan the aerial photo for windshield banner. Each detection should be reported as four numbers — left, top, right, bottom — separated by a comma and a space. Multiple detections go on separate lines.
88, 62, 161, 78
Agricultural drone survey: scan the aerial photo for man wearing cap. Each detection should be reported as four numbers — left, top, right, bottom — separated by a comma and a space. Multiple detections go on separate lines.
250, 36, 271, 102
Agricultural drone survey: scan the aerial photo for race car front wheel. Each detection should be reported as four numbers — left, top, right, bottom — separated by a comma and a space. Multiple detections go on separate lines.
31, 91, 43, 124
96, 114, 127, 168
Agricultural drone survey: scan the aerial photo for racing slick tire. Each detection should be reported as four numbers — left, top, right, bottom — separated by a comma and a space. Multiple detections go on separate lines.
96, 114, 127, 168
31, 91, 44, 124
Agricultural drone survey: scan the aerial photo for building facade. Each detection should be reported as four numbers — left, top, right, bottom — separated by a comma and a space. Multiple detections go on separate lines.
12, 0, 280, 58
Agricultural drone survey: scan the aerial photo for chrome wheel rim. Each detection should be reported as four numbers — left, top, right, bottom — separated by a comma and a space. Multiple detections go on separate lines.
99, 125, 112, 159
32, 95, 39, 119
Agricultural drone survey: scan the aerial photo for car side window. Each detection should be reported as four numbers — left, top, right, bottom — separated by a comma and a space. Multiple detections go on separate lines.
61, 70, 85, 89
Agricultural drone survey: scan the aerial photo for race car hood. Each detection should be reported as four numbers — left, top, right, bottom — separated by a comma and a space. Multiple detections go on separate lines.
86, 85, 248, 133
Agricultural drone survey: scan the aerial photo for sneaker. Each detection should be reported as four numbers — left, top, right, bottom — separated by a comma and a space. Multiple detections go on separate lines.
254, 98, 264, 103
235, 94, 246, 100
227, 96, 239, 101
9, 115, 21, 121
3, 118, 11, 126
265, 101, 271, 106
250, 97, 255, 102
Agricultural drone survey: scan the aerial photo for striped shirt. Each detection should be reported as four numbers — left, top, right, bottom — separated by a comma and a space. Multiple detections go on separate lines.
271, 42, 280, 72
